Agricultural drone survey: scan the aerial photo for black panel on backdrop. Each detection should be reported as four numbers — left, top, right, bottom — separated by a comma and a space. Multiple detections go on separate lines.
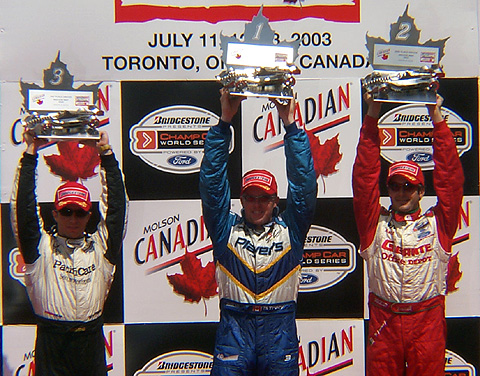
296, 199, 364, 318
1, 203, 124, 324
121, 81, 243, 200
447, 317, 480, 371
125, 322, 218, 375
362, 78, 479, 197
1, 204, 36, 324
0, 327, 2, 371
438, 78, 479, 196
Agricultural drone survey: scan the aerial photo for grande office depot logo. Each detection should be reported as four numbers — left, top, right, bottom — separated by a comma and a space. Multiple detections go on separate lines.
129, 105, 228, 174
301, 225, 356, 292
134, 350, 213, 375
378, 104, 471, 170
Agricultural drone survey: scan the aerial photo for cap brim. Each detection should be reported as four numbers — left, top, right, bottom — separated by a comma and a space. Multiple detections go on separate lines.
387, 172, 421, 185
56, 200, 91, 211
241, 183, 276, 195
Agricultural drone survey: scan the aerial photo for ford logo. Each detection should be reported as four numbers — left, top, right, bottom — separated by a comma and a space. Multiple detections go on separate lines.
407, 152, 432, 164
300, 273, 318, 285
167, 155, 197, 166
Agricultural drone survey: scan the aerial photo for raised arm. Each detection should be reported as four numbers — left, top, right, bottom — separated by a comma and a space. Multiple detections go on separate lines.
352, 93, 382, 251
199, 89, 244, 251
272, 95, 318, 246
428, 95, 464, 250
93, 131, 128, 265
10, 130, 48, 264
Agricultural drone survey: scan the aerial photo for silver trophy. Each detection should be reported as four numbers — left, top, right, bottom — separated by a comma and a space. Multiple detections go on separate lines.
21, 105, 103, 141
362, 6, 448, 104
217, 7, 300, 99
361, 65, 445, 104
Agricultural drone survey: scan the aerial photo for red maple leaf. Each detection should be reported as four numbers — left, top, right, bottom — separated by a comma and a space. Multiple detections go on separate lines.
307, 131, 343, 193
446, 252, 463, 294
167, 252, 218, 314
44, 141, 100, 181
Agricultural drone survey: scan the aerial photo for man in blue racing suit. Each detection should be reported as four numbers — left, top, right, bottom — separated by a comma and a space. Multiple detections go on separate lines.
200, 88, 317, 376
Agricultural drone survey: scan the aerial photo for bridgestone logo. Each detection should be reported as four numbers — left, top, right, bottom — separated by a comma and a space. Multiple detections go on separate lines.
154, 116, 211, 125
157, 361, 213, 370
393, 113, 432, 122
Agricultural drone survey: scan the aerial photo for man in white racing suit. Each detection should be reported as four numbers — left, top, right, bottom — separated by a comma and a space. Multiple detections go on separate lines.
10, 129, 128, 376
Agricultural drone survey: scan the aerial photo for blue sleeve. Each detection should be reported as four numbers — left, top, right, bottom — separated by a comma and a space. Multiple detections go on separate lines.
199, 120, 233, 257
282, 124, 318, 251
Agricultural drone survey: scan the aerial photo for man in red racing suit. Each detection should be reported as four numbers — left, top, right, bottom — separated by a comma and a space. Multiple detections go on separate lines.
352, 93, 464, 376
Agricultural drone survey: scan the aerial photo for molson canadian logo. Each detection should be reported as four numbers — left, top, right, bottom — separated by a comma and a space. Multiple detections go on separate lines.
129, 105, 227, 174
301, 225, 356, 292
134, 350, 213, 375
297, 320, 363, 375
378, 104, 471, 169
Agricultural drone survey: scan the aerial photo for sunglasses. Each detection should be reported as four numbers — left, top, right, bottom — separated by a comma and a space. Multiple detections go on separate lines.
387, 182, 420, 193
242, 194, 277, 204
57, 208, 90, 218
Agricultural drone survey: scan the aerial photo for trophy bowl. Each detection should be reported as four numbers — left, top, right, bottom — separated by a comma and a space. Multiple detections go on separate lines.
22, 105, 103, 141
361, 66, 445, 104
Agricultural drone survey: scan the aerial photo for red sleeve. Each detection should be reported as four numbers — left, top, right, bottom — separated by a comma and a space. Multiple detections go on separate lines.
352, 115, 382, 251
432, 120, 465, 252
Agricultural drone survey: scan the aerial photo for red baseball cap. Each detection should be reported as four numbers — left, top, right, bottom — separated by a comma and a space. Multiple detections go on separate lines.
387, 161, 425, 185
54, 181, 92, 211
241, 169, 278, 196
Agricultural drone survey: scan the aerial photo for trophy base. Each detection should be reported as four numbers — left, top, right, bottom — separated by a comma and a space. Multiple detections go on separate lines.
228, 87, 294, 99
36, 133, 101, 142
372, 88, 437, 105
31, 124, 101, 142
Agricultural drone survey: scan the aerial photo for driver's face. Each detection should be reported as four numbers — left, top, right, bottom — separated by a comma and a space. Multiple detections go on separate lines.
240, 186, 279, 229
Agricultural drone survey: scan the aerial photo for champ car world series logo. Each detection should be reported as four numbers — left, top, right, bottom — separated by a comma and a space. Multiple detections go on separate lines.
378, 104, 472, 170
129, 105, 226, 174
301, 225, 356, 292
445, 349, 476, 376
